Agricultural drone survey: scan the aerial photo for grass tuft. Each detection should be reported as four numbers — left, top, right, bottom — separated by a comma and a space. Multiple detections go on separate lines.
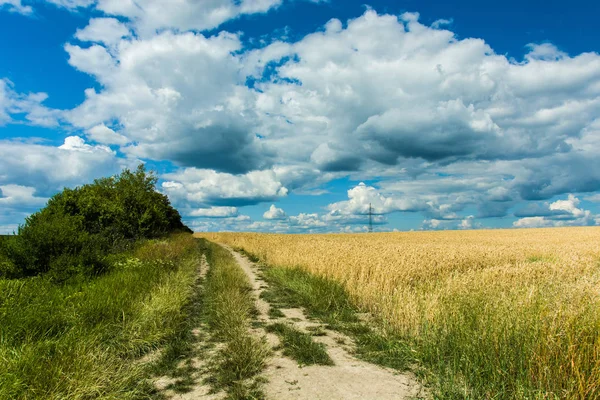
267, 323, 334, 366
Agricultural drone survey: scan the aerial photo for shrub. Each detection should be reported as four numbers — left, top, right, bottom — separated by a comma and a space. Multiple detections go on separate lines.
0, 165, 192, 280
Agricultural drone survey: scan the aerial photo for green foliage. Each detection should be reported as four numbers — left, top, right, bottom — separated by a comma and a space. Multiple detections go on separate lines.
0, 165, 191, 280
0, 235, 201, 399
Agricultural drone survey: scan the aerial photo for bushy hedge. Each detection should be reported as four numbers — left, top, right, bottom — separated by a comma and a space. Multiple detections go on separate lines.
0, 165, 191, 280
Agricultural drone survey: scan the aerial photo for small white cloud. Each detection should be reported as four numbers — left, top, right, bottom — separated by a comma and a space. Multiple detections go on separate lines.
0, 185, 48, 208
289, 213, 326, 228
584, 194, 600, 203
75, 18, 131, 46
43, 0, 94, 9
525, 43, 568, 61
263, 204, 286, 220
431, 18, 453, 29
0, 0, 33, 14
513, 216, 552, 229
87, 124, 129, 146
59, 136, 114, 154
189, 207, 239, 218
328, 182, 425, 216
0, 79, 59, 127
549, 194, 585, 217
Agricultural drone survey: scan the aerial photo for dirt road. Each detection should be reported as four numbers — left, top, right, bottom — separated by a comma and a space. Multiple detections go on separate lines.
226, 246, 427, 400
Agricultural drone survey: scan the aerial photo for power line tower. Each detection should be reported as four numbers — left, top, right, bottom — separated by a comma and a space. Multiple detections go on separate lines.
368, 203, 373, 233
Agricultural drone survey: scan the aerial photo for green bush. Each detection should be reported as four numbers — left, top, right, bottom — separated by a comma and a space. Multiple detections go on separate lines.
0, 165, 192, 280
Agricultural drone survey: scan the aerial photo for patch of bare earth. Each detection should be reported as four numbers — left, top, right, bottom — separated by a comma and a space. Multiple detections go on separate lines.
226, 246, 428, 400
153, 254, 227, 400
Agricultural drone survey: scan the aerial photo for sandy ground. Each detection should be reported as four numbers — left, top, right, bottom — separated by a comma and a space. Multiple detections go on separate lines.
226, 246, 428, 400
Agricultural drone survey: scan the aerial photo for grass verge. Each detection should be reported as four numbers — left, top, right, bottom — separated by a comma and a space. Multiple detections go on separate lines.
0, 234, 203, 399
202, 241, 269, 399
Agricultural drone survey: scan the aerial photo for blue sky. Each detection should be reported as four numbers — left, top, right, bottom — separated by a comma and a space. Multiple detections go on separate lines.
1, 0, 600, 233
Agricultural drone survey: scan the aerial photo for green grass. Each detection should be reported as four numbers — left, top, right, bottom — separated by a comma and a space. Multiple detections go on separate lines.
266, 323, 334, 366
202, 241, 269, 400
268, 306, 285, 318
0, 234, 203, 399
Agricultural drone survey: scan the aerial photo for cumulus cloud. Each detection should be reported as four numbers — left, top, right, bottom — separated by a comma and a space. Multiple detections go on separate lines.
0, 184, 48, 208
328, 182, 425, 215
55, 10, 600, 216
40, 0, 282, 36
513, 195, 597, 228
3, 7, 600, 231
86, 124, 130, 145
75, 18, 131, 46
289, 213, 327, 229
162, 168, 288, 209
263, 204, 286, 220
189, 206, 239, 218
0, 136, 127, 194
64, 30, 276, 174
252, 11, 597, 168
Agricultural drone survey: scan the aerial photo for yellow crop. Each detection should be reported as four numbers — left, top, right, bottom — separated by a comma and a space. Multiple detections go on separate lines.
197, 227, 600, 398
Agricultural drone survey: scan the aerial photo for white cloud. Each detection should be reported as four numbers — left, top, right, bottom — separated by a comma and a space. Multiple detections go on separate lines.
0, 225, 18, 235
327, 182, 426, 215
525, 43, 568, 62
64, 30, 274, 174
289, 213, 326, 228
98, 0, 282, 36
584, 194, 600, 203
431, 18, 453, 29
59, 135, 114, 154
52, 9, 600, 220
246, 9, 600, 173
0, 185, 48, 208
75, 18, 131, 46
0, 79, 59, 127
162, 168, 288, 208
549, 194, 587, 217
0, 137, 127, 193
43, 0, 94, 9
422, 216, 483, 230
41, 0, 282, 36
189, 206, 239, 218
86, 124, 130, 145
0, 0, 32, 14
263, 204, 286, 220
513, 194, 597, 228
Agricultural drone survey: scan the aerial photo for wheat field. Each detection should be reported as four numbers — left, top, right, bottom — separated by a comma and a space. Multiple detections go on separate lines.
198, 227, 600, 398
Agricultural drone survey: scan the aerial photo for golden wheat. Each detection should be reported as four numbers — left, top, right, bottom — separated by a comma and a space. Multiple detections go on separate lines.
198, 227, 600, 398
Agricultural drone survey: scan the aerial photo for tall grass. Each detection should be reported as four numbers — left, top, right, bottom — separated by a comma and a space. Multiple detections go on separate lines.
0, 234, 201, 399
198, 228, 600, 399
201, 240, 269, 399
